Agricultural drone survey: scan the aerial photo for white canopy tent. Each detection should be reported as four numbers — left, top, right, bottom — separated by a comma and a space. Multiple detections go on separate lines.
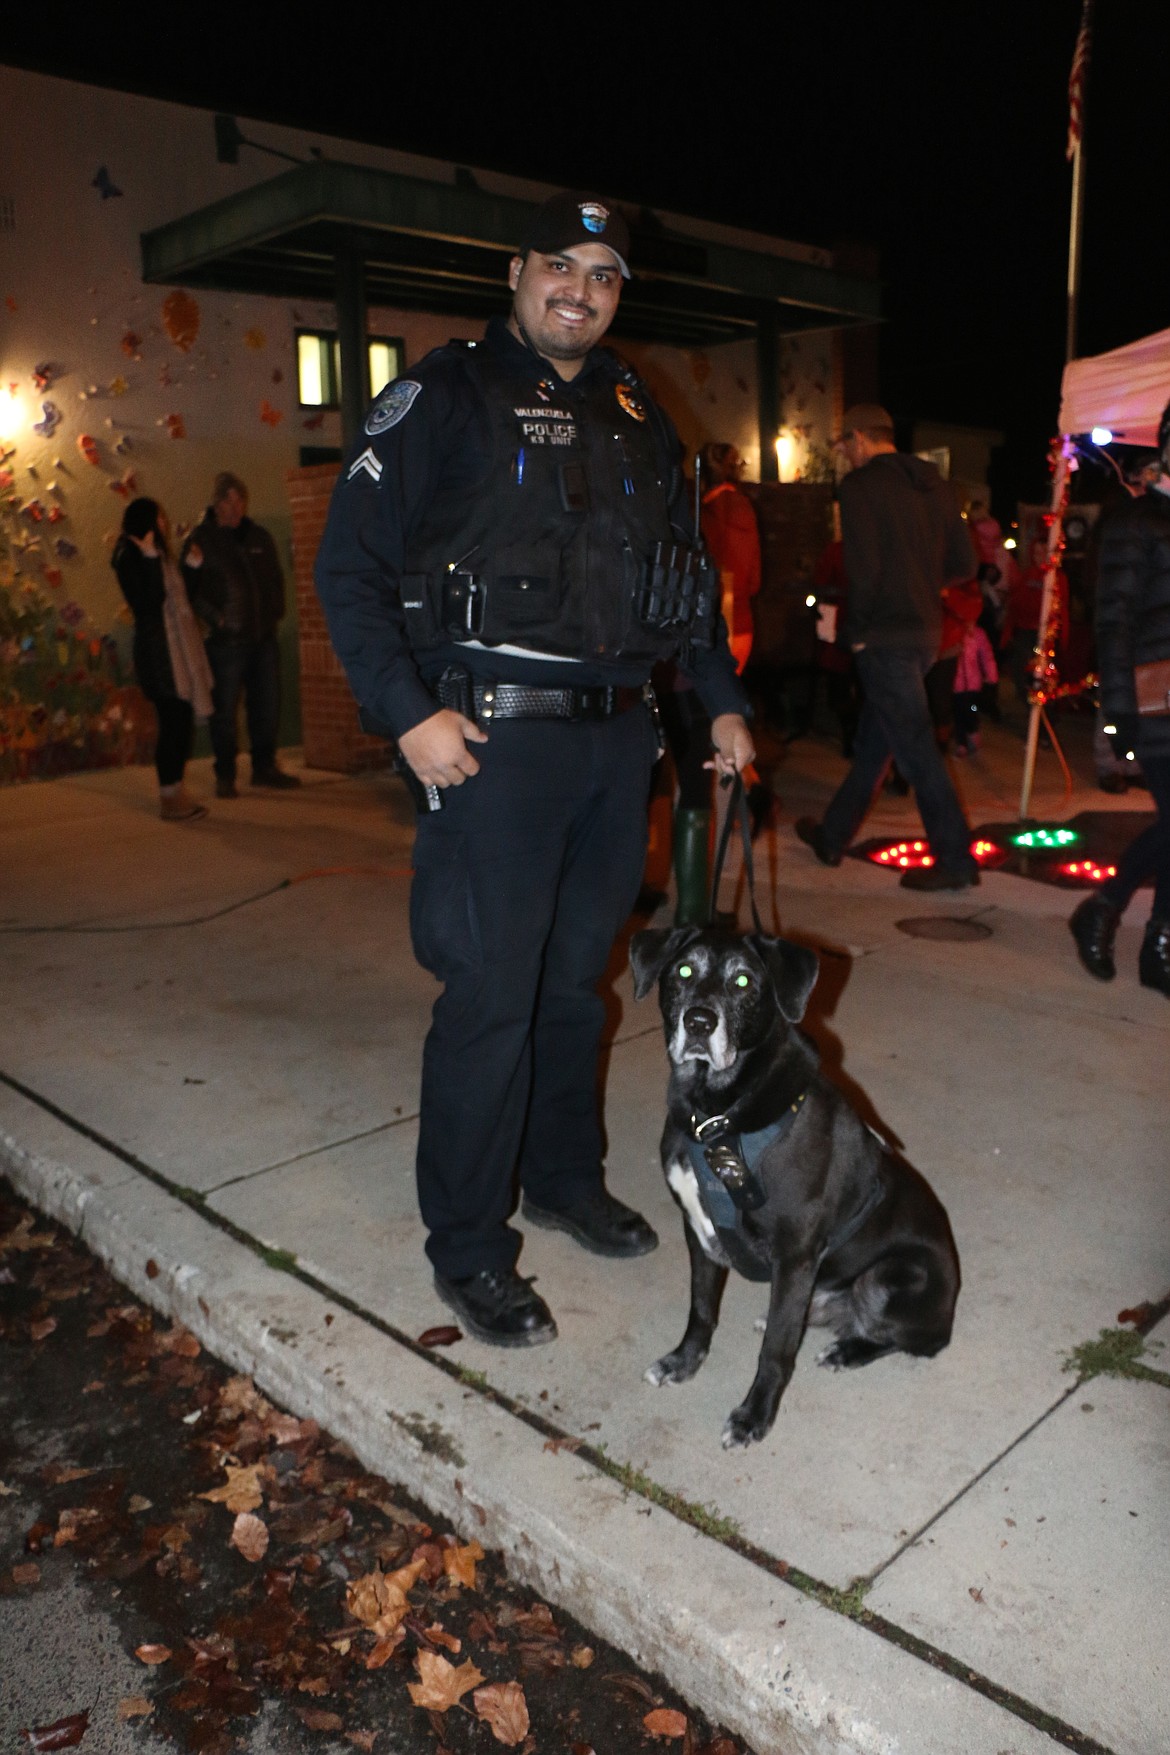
1058, 324, 1170, 450
1019, 325, 1170, 816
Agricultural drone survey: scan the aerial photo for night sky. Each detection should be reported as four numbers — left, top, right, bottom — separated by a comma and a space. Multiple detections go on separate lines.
5, 1, 1166, 513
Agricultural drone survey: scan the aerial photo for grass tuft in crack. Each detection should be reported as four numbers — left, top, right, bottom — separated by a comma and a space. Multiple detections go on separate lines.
606, 1459, 741, 1543
260, 1246, 298, 1272
1064, 1326, 1170, 1387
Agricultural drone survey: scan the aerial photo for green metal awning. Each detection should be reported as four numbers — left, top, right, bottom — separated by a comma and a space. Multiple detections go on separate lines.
140, 159, 880, 351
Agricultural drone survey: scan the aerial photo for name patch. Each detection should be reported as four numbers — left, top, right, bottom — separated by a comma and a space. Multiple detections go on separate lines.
514, 406, 576, 447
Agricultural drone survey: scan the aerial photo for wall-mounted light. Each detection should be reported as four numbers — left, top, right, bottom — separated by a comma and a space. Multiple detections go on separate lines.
775, 430, 796, 482
0, 384, 24, 442
1090, 426, 1113, 446
1003, 537, 1017, 550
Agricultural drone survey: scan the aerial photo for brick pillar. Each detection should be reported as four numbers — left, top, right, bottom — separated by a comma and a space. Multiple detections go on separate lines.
287, 463, 391, 773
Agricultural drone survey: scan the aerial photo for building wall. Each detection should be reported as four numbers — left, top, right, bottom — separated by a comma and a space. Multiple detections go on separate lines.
0, 65, 847, 756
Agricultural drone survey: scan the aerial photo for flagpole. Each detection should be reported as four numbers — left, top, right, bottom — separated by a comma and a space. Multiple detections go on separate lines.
1019, 0, 1092, 822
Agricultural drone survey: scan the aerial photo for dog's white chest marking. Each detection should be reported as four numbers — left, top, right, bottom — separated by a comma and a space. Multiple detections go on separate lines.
667, 1155, 722, 1259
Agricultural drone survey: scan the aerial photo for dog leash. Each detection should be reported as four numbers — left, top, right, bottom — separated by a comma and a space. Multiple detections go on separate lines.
708, 773, 764, 933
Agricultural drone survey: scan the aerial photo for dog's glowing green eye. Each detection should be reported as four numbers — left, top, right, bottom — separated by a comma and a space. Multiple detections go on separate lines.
735, 974, 751, 988
678, 964, 693, 979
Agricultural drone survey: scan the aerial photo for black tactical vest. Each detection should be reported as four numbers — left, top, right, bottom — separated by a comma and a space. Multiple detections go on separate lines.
399, 341, 696, 666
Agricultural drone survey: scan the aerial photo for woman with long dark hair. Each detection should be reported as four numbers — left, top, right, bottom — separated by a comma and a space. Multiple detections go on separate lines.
112, 497, 214, 821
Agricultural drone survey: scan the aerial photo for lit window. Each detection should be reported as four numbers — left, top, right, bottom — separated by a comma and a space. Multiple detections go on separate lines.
295, 330, 404, 409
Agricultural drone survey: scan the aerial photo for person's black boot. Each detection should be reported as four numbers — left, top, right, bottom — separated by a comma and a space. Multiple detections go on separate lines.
522, 1190, 658, 1258
1138, 916, 1170, 996
795, 817, 842, 867
1069, 893, 1121, 981
433, 1268, 557, 1347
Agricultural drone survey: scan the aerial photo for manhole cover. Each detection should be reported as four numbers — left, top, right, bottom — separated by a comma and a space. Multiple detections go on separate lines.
895, 915, 992, 942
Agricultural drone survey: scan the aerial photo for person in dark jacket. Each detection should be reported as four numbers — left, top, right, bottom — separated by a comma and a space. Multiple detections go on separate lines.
112, 497, 214, 821
1069, 402, 1170, 995
795, 404, 978, 888
315, 190, 753, 1347
184, 473, 299, 798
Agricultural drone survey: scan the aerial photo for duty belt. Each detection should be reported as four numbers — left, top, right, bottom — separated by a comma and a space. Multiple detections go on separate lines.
434, 670, 651, 725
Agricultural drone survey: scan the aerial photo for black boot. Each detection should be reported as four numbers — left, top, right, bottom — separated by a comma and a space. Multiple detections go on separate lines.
1139, 916, 1170, 996
1069, 894, 1120, 981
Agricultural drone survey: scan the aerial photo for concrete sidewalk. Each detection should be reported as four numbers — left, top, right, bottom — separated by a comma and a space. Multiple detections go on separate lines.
1, 721, 1166, 1754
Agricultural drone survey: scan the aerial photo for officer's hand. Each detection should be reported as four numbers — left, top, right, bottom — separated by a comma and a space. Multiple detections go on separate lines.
398, 709, 488, 788
706, 713, 755, 778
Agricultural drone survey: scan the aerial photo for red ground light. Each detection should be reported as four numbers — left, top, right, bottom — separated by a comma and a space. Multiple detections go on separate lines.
867, 838, 1008, 871
1060, 859, 1117, 884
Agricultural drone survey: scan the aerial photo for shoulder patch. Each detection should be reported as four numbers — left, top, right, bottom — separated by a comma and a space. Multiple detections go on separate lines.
365, 379, 422, 436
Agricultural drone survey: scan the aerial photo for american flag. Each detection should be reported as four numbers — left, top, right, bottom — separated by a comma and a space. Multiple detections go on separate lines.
1066, 0, 1092, 161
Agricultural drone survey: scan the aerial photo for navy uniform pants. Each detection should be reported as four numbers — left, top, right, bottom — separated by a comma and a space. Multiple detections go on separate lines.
409, 704, 660, 1280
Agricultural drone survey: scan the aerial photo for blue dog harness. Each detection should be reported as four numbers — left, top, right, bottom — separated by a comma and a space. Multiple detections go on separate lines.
684, 1092, 886, 1282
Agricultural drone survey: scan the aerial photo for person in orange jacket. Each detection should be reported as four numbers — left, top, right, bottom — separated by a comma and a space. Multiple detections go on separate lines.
700, 442, 762, 674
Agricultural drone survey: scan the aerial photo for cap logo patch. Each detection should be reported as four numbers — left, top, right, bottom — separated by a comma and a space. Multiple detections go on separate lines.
364, 378, 422, 436
580, 201, 609, 235
615, 384, 646, 422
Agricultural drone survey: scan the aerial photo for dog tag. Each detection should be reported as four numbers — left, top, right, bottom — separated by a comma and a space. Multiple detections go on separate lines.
704, 1144, 766, 1212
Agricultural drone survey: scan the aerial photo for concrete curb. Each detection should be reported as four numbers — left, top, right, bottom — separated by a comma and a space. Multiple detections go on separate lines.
1, 1106, 1058, 1755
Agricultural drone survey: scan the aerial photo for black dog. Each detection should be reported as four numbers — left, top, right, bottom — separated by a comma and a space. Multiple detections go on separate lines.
630, 926, 960, 1449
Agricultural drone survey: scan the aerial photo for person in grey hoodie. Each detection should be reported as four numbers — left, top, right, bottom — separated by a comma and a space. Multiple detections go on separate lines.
795, 404, 978, 889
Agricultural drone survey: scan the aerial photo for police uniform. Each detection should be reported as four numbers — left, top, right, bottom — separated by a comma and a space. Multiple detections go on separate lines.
315, 268, 747, 1306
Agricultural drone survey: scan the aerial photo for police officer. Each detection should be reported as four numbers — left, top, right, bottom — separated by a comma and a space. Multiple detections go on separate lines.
315, 191, 753, 1346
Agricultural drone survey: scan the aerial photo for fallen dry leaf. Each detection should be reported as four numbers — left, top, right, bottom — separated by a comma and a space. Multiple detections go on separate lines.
644, 1707, 689, 1739
12, 1563, 40, 1586
115, 1698, 152, 1722
19, 1710, 90, 1749
418, 1325, 462, 1348
218, 1375, 273, 1419
1, 1213, 54, 1254
570, 1645, 595, 1668
364, 1632, 404, 1669
42, 1465, 95, 1487
230, 1512, 269, 1563
542, 1435, 583, 1455
29, 1317, 58, 1342
127, 1495, 152, 1514
159, 1325, 200, 1358
199, 1463, 267, 1514
296, 1707, 343, 1732
0, 1481, 19, 1497
407, 1651, 485, 1712
298, 1678, 329, 1696
134, 1643, 172, 1666
424, 1623, 462, 1653
968, 1586, 985, 1603
347, 1560, 426, 1637
473, 1681, 530, 1746
346, 1733, 377, 1752
442, 1539, 484, 1589
53, 1508, 102, 1547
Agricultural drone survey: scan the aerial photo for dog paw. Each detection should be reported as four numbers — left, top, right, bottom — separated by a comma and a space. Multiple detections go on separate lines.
817, 1336, 891, 1370
644, 1348, 704, 1387
721, 1406, 770, 1450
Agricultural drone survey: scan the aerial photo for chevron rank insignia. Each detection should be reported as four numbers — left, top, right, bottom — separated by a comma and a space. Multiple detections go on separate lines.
364, 378, 422, 436
348, 447, 384, 484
